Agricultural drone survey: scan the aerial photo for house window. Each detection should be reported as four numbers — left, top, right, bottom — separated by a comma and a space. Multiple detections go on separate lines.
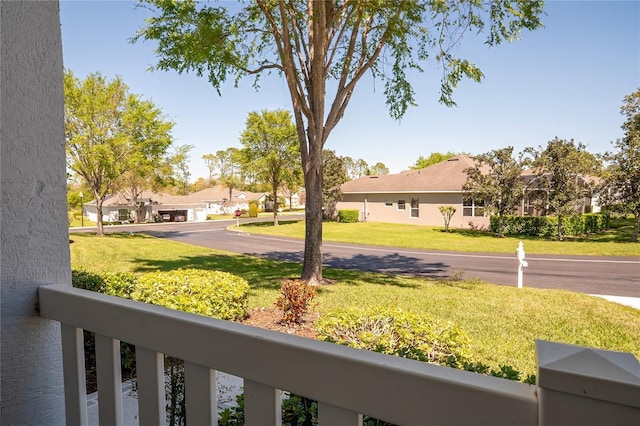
118, 209, 129, 222
397, 200, 406, 210
385, 201, 393, 207
463, 198, 485, 217
410, 198, 419, 218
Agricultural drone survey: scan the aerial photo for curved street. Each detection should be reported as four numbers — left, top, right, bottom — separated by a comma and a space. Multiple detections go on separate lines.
74, 219, 640, 298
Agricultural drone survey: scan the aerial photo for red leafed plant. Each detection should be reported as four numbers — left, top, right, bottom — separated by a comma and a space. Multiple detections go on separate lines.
275, 279, 317, 324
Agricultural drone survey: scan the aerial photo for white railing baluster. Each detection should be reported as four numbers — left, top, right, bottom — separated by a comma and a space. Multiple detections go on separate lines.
136, 347, 165, 425
95, 334, 123, 425
184, 361, 216, 425
61, 324, 88, 426
317, 402, 363, 426
39, 285, 546, 425
244, 380, 282, 426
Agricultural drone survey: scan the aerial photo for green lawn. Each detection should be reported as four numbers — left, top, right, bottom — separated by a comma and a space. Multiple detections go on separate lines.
69, 233, 640, 378
238, 218, 640, 256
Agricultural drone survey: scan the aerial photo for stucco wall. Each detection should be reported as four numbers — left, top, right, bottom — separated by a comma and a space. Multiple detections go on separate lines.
1, 1, 68, 423
338, 193, 491, 230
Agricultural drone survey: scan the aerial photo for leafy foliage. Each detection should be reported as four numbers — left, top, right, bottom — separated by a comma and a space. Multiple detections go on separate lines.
322, 150, 349, 221
490, 213, 610, 237
135, 0, 544, 284
463, 147, 526, 237
410, 152, 460, 169
338, 209, 359, 223
64, 70, 174, 235
132, 269, 249, 321
438, 206, 456, 232
599, 88, 640, 241
525, 138, 601, 240
240, 109, 300, 226
316, 307, 471, 368
72, 269, 137, 298
275, 279, 317, 325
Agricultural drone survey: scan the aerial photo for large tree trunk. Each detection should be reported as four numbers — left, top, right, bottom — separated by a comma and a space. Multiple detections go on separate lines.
301, 159, 323, 285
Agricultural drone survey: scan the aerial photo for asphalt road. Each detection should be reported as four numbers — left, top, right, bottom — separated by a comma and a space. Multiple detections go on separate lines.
76, 219, 640, 297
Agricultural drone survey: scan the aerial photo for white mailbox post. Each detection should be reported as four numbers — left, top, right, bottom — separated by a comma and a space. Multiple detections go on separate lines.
516, 241, 528, 288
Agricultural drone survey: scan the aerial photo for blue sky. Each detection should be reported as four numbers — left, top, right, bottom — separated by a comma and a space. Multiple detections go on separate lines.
59, 1, 640, 181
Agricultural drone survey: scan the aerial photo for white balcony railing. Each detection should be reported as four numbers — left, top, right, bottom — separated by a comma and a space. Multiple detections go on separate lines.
39, 284, 640, 425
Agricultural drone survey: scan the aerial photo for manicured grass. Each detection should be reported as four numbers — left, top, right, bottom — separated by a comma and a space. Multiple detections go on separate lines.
239, 218, 640, 256
69, 233, 640, 378
69, 217, 96, 227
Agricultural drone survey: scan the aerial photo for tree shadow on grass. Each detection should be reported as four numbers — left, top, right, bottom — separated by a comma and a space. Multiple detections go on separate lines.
131, 253, 300, 291
130, 250, 445, 290
249, 250, 453, 288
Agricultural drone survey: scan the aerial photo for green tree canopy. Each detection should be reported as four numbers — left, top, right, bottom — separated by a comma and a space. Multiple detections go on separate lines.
525, 138, 601, 240
369, 162, 390, 176
343, 157, 370, 180
240, 109, 299, 225
410, 152, 460, 169
600, 88, 640, 241
169, 144, 194, 195
135, 0, 544, 283
64, 70, 174, 235
322, 150, 349, 221
463, 147, 526, 237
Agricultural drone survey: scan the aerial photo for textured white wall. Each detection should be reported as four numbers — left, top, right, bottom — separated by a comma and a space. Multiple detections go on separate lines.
1, 1, 68, 423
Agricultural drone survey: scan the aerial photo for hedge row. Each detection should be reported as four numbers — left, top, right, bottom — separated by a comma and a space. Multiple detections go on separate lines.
72, 268, 250, 321
490, 213, 610, 237
338, 209, 359, 223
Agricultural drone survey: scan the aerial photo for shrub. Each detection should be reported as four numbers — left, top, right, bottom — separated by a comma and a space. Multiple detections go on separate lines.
131, 269, 250, 321
72, 269, 137, 298
491, 213, 609, 237
274, 279, 316, 324
338, 209, 359, 223
248, 202, 259, 218
316, 307, 471, 368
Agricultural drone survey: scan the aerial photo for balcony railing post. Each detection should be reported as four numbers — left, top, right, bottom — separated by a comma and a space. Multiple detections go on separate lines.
184, 361, 217, 425
317, 401, 363, 426
536, 340, 640, 426
244, 379, 282, 426
136, 347, 166, 425
60, 324, 88, 426
95, 334, 123, 425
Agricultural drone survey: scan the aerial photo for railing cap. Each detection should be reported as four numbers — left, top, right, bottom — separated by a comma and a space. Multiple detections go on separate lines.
536, 340, 640, 408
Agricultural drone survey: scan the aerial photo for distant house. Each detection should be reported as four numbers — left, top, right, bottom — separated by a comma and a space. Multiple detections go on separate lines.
336, 155, 490, 229
337, 155, 602, 229
84, 186, 267, 223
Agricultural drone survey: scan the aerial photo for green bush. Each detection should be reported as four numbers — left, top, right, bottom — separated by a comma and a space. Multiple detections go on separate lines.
131, 269, 250, 321
72, 269, 137, 298
491, 213, 610, 237
337, 209, 359, 223
316, 307, 471, 368
248, 202, 259, 218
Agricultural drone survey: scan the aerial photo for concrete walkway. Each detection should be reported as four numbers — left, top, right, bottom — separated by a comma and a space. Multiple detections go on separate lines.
591, 294, 640, 310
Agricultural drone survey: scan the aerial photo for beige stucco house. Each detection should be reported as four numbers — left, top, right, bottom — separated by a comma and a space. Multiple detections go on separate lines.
337, 155, 490, 229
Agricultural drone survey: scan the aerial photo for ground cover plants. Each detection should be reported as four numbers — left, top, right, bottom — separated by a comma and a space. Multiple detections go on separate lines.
239, 217, 640, 256
69, 232, 640, 380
